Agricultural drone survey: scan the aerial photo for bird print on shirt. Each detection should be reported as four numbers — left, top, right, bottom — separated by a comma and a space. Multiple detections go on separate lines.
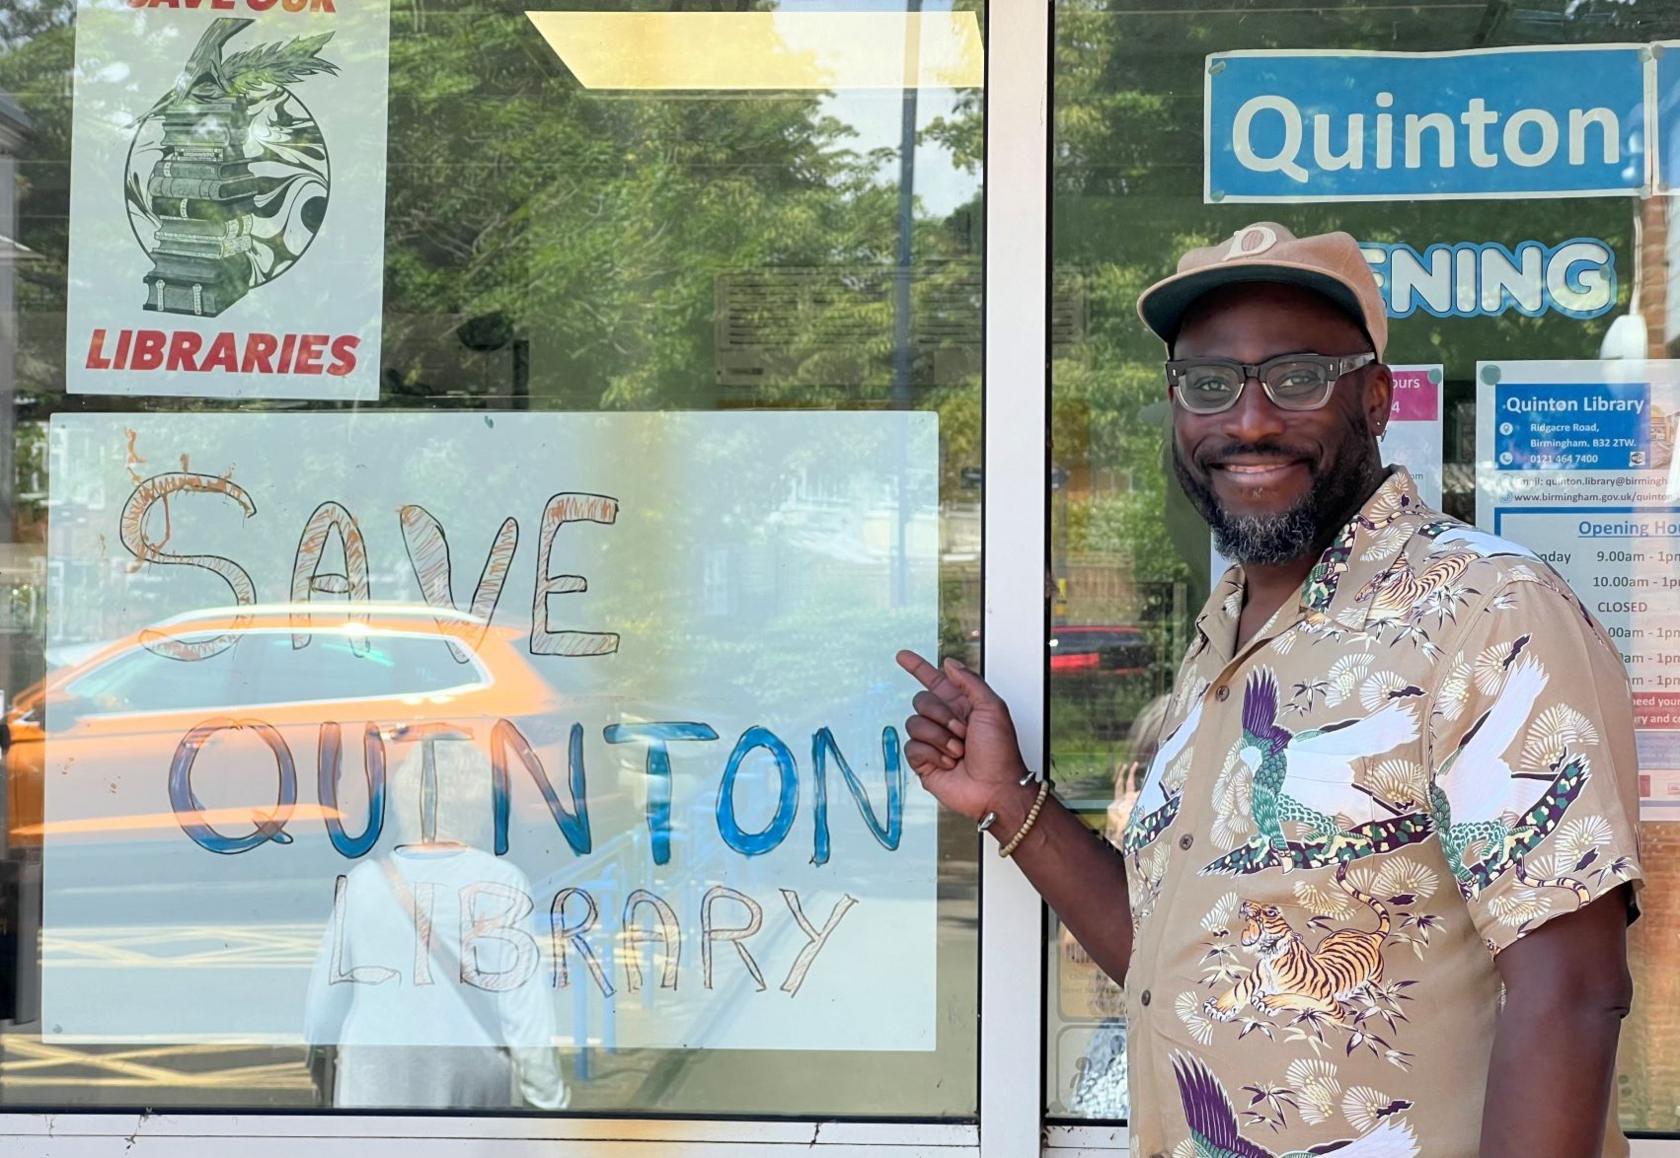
1171, 1053, 1419, 1157
1124, 699, 1205, 855
1414, 522, 1538, 561
1240, 670, 1420, 873
1428, 648, 1601, 908
1430, 653, 1554, 879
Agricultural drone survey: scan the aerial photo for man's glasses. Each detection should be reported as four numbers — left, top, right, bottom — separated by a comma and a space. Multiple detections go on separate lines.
1165, 352, 1376, 415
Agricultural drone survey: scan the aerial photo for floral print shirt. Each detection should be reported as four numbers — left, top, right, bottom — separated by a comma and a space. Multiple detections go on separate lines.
1120, 468, 1644, 1158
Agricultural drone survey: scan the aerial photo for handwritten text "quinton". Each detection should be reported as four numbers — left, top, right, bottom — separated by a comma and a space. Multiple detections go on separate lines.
171, 718, 905, 867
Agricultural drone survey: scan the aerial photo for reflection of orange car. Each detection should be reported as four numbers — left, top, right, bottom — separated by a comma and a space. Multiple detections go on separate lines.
4, 603, 566, 847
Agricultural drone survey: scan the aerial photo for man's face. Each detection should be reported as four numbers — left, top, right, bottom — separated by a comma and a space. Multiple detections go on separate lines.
1169, 283, 1393, 567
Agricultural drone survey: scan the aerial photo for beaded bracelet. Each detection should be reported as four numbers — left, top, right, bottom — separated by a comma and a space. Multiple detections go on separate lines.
998, 780, 1051, 859
976, 772, 1041, 834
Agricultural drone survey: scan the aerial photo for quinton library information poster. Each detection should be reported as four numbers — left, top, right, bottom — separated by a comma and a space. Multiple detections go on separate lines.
1477, 360, 1680, 820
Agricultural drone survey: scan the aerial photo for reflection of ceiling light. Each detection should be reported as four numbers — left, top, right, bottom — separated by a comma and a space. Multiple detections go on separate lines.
526, 12, 984, 91
16, 803, 346, 838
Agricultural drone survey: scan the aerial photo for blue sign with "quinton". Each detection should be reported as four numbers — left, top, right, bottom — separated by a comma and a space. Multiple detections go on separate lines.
1206, 47, 1647, 202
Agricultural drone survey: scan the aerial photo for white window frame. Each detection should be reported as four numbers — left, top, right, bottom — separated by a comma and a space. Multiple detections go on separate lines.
0, 1, 1054, 1153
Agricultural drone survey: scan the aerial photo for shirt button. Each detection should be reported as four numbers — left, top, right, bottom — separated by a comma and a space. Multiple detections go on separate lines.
1214, 684, 1230, 702
1139, 989, 1151, 1007
1179, 834, 1194, 850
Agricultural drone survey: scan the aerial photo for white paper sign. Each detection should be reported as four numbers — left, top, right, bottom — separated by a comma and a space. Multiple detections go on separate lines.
1384, 365, 1444, 507
1476, 360, 1680, 820
42, 412, 939, 1050
65, 0, 390, 400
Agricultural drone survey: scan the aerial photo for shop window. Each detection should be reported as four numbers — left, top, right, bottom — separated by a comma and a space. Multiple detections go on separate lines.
1047, 0, 1680, 1137
0, 0, 982, 1118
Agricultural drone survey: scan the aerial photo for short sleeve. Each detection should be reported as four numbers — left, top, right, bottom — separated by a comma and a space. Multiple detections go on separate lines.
1425, 574, 1644, 956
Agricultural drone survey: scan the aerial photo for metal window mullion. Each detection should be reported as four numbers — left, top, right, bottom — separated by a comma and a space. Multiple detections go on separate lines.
978, 1, 1051, 1157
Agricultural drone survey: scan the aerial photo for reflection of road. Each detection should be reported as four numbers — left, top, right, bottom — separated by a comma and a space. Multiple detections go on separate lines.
0, 1034, 316, 1096
8, 808, 972, 1113
44, 922, 319, 970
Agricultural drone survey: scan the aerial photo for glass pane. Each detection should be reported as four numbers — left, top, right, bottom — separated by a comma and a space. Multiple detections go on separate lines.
0, 0, 982, 1117
1049, 0, 1680, 1138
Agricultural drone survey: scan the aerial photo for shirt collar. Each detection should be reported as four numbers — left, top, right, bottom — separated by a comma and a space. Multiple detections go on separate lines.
1193, 467, 1427, 658
1193, 565, 1245, 663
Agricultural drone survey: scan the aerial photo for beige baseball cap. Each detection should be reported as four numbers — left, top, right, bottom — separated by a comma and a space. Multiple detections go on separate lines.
1136, 222, 1387, 358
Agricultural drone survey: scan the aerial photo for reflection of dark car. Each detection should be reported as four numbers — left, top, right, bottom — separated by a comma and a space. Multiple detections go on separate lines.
1048, 625, 1150, 677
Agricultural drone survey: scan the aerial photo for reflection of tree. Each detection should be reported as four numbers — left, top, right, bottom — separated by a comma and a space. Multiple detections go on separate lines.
373, 2, 982, 453
2, 0, 984, 649
1, 4, 73, 398
1048, 0, 1653, 753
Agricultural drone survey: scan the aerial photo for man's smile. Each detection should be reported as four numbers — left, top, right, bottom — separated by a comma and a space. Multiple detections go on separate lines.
1207, 457, 1311, 493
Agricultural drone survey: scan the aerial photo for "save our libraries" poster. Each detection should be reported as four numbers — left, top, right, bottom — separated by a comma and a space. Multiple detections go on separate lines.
65, 0, 390, 401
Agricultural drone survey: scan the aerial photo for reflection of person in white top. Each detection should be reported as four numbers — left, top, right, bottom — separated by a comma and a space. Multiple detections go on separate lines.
304, 734, 568, 1110
1102, 693, 1170, 845
1061, 693, 1170, 968
1065, 692, 1169, 1120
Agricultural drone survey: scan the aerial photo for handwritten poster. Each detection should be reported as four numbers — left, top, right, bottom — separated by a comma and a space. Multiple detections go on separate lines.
65, 0, 390, 401
42, 412, 939, 1050
1476, 360, 1680, 819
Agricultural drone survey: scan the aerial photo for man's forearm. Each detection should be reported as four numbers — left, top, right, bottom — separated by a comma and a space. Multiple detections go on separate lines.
1479, 984, 1626, 1157
989, 782, 1134, 985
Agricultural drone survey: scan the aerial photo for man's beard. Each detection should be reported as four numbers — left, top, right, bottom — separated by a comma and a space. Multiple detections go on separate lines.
1173, 419, 1381, 568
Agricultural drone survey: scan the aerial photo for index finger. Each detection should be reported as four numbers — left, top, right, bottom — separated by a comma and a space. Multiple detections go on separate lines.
896, 649, 944, 690
895, 650, 974, 715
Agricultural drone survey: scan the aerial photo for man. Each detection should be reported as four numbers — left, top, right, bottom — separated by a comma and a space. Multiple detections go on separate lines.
899, 224, 1643, 1158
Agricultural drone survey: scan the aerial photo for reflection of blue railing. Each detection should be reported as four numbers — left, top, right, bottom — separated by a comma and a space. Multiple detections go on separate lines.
671, 796, 806, 1053
530, 825, 640, 1074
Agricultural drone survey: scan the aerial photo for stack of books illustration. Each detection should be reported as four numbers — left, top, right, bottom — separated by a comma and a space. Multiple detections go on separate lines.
142, 96, 259, 318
